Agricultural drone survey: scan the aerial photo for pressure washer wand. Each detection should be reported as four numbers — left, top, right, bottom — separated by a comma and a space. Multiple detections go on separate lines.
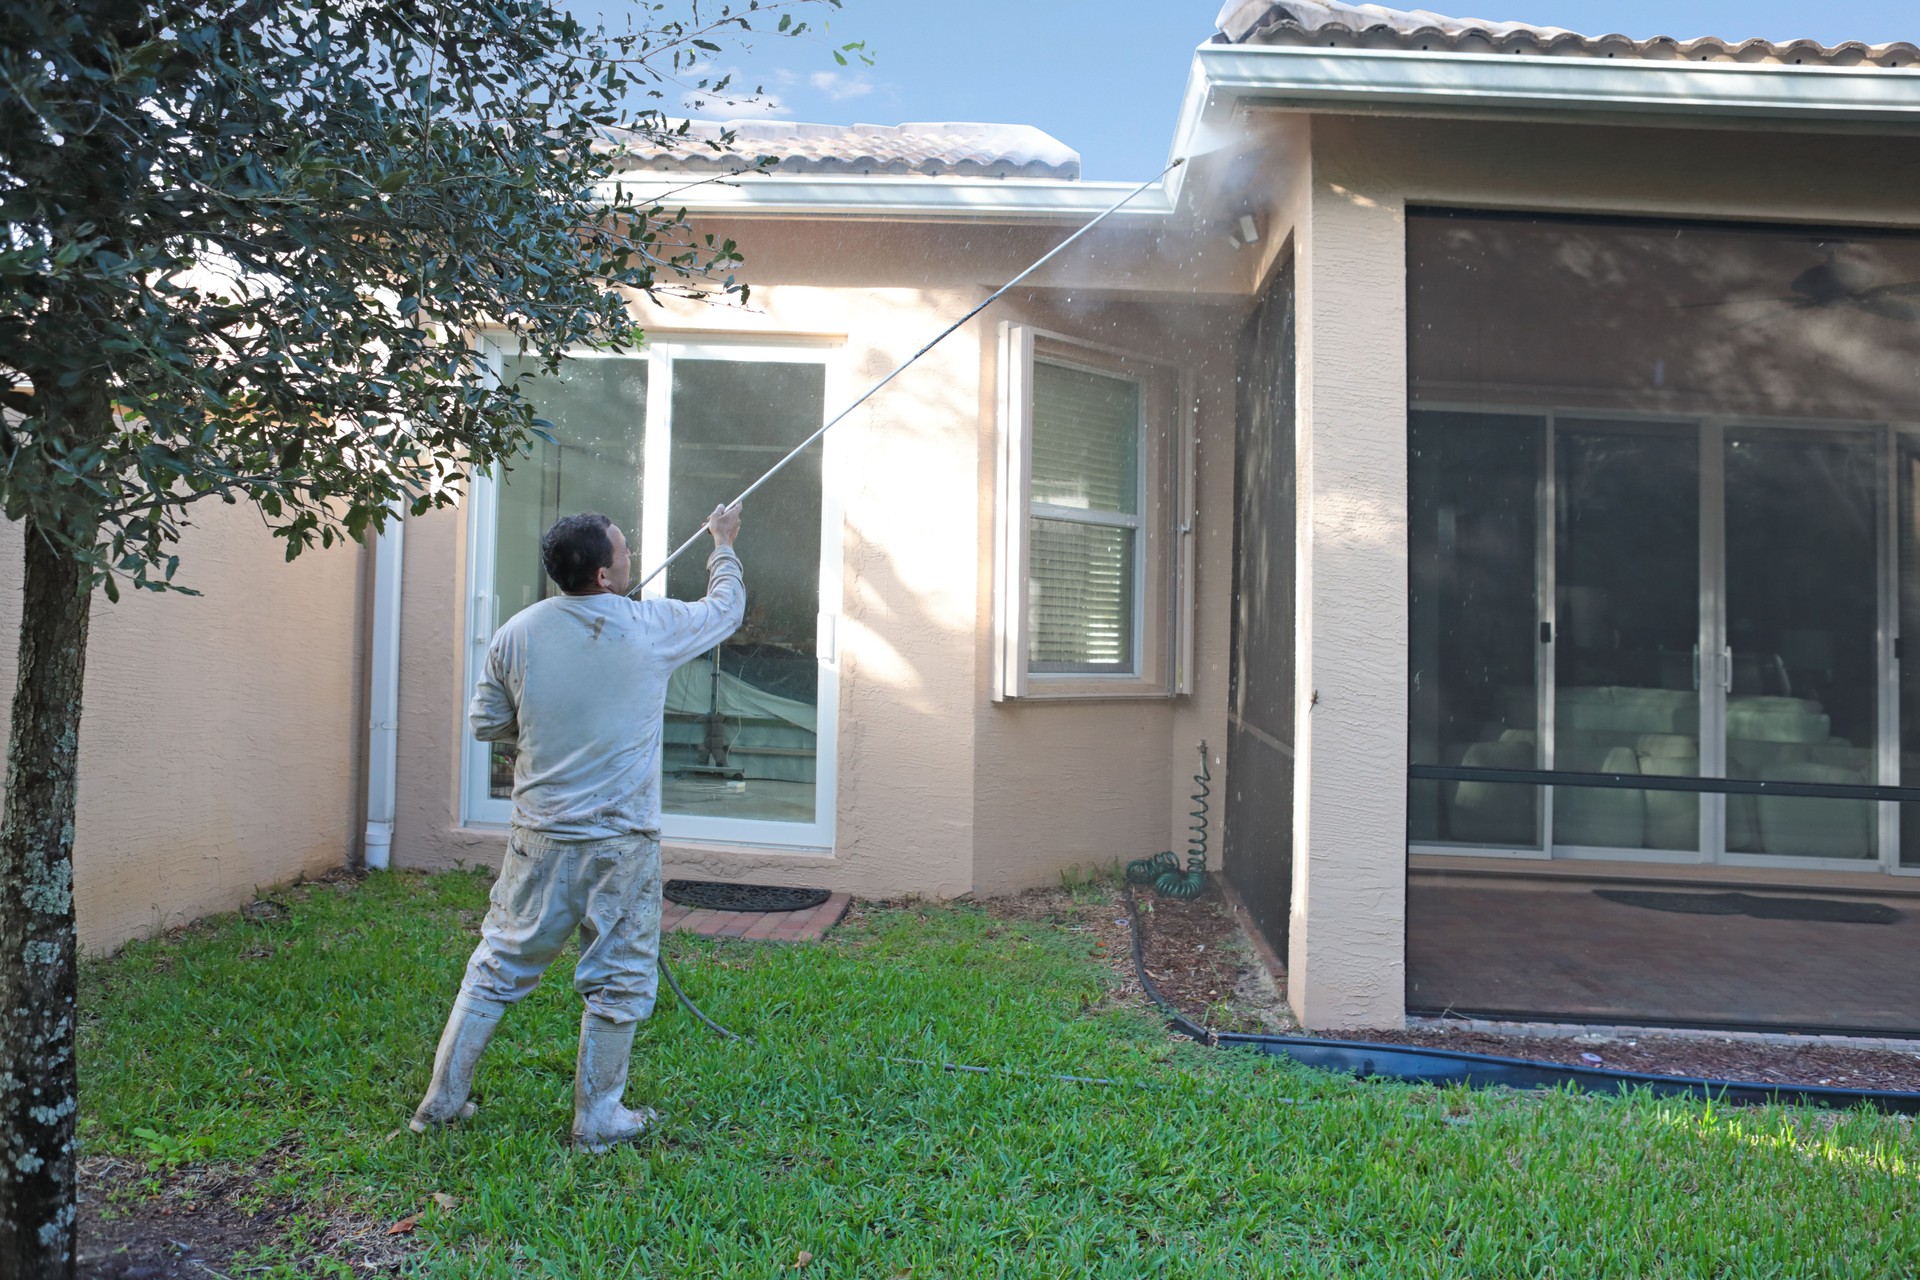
629, 155, 1185, 595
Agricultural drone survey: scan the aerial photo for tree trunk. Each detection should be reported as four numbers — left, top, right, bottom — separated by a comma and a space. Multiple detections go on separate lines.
0, 519, 96, 1280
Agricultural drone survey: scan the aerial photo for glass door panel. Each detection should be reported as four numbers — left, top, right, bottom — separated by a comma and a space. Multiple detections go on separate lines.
1723, 428, 1880, 861
1553, 421, 1701, 852
1408, 411, 1543, 849
662, 358, 827, 826
487, 354, 649, 802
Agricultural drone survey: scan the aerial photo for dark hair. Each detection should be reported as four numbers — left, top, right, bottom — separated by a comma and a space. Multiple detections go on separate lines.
542, 512, 616, 593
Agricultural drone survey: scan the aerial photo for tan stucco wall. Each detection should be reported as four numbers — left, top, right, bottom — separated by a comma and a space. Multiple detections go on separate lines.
0, 504, 367, 953
388, 217, 1250, 902
969, 292, 1243, 897
1257, 112, 1920, 1029
392, 264, 1000, 901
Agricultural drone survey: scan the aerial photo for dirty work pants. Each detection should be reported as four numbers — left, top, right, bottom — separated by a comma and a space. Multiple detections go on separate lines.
456, 830, 663, 1025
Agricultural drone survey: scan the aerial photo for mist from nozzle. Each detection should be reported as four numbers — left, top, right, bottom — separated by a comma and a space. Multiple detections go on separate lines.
1173, 117, 1241, 163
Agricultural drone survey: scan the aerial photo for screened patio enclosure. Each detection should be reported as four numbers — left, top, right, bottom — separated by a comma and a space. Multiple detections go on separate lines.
1406, 211, 1920, 1033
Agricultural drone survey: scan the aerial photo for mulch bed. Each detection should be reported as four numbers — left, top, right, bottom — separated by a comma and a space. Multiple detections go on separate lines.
1122, 885, 1290, 1034
1116, 876, 1920, 1095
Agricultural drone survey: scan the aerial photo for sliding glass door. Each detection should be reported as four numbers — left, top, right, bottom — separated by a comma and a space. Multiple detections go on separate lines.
463, 341, 841, 849
1412, 409, 1903, 869
1720, 427, 1882, 863
1552, 421, 1701, 855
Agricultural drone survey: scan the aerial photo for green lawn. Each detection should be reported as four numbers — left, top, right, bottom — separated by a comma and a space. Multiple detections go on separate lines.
79, 871, 1920, 1278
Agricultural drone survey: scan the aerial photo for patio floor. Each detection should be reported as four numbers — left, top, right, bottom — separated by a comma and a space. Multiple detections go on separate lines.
1407, 872, 1920, 1034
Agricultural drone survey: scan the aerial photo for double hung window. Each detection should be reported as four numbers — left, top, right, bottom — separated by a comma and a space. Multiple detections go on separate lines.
994, 324, 1192, 699
463, 340, 840, 849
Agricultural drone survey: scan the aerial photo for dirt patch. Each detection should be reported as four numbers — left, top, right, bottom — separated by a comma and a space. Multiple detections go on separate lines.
1332, 1026, 1920, 1093
979, 885, 1139, 999
78, 1147, 417, 1279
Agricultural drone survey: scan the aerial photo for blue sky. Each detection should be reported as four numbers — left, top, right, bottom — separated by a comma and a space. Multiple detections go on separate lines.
683, 1, 1918, 178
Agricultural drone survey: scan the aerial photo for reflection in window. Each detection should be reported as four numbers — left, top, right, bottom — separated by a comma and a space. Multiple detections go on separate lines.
1723, 429, 1879, 859
662, 360, 825, 825
1553, 423, 1700, 853
483, 353, 827, 828
490, 355, 649, 801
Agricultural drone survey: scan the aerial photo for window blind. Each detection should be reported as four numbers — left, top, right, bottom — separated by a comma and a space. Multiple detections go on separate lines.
1031, 362, 1140, 513
1029, 360, 1141, 672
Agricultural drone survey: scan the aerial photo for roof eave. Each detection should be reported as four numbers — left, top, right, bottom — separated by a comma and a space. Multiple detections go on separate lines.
1186, 43, 1920, 138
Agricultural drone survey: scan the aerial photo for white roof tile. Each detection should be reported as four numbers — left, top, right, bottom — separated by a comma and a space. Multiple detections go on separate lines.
1215, 1, 1920, 66
617, 120, 1081, 180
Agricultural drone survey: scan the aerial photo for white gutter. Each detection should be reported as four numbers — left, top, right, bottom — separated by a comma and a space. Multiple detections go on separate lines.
363, 514, 404, 871
1183, 44, 1920, 138
600, 173, 1176, 222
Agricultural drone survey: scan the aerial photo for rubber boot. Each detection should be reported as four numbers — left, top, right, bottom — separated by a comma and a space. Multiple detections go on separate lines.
571, 1012, 658, 1153
410, 995, 502, 1133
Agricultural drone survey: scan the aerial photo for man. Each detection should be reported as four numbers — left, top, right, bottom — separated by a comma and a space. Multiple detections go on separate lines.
411, 503, 744, 1151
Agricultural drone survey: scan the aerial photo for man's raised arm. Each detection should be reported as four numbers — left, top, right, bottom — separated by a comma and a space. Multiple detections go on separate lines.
654, 503, 747, 667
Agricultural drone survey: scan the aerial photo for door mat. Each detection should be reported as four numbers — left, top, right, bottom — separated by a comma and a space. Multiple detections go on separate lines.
1593, 889, 1900, 926
664, 880, 831, 913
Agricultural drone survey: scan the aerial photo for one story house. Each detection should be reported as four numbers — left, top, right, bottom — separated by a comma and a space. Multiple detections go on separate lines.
29, 1, 1920, 1035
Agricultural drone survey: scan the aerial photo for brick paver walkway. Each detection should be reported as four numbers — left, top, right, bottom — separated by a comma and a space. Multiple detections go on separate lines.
663, 892, 850, 943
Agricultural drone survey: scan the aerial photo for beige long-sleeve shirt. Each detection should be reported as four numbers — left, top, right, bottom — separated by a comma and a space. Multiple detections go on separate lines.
468, 546, 744, 839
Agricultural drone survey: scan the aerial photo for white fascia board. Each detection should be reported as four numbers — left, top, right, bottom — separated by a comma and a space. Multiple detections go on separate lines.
1188, 44, 1920, 131
598, 173, 1175, 223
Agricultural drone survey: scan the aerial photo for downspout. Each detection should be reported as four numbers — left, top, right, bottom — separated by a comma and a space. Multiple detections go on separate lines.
364, 513, 405, 871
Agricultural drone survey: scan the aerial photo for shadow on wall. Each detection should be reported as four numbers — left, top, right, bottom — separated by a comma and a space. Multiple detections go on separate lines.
0, 501, 365, 952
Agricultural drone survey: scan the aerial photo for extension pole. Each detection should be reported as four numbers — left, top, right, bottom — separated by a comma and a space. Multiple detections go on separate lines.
630, 155, 1185, 595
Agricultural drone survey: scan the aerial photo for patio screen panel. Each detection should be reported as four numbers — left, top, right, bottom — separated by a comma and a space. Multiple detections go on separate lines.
1405, 208, 1920, 1035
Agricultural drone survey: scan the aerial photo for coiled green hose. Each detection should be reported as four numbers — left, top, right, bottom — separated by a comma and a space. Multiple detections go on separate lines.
1125, 741, 1210, 899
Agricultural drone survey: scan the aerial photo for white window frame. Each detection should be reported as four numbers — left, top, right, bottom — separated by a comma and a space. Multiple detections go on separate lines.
461, 335, 844, 851
993, 322, 1193, 701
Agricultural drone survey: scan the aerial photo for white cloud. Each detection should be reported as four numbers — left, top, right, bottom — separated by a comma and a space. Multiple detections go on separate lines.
808, 70, 874, 102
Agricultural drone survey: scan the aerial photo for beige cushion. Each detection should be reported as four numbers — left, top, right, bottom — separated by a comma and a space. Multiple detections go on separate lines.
1637, 754, 1700, 851
1447, 740, 1538, 848
1637, 734, 1697, 760
1755, 762, 1875, 860
1726, 696, 1830, 745
1553, 745, 1645, 849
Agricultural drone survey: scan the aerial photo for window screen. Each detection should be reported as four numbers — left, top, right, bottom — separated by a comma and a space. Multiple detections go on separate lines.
1028, 360, 1141, 673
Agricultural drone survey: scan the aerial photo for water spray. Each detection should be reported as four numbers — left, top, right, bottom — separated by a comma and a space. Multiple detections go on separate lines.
628, 155, 1186, 596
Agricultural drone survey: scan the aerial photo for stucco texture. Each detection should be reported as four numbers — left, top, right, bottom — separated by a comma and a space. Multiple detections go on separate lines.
0, 503, 366, 953
389, 217, 1246, 907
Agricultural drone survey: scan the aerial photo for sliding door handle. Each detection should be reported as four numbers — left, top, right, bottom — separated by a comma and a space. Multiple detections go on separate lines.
1691, 644, 1701, 692
1721, 646, 1734, 694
